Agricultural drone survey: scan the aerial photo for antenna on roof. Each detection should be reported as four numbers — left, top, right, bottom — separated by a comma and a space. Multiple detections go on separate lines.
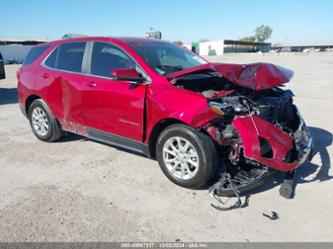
62, 34, 87, 39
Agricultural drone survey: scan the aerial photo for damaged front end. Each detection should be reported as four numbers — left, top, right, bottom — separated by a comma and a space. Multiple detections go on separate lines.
203, 90, 313, 209
172, 63, 313, 205
203, 89, 313, 173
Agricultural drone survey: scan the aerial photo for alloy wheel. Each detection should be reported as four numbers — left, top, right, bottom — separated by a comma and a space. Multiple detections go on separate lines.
31, 107, 49, 136
162, 136, 200, 180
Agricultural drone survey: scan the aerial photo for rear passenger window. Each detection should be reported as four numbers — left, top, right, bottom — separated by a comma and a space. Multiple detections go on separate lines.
23, 45, 51, 65
56, 42, 86, 73
90, 42, 135, 78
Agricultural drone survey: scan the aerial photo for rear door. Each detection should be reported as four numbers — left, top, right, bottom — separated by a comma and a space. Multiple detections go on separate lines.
0, 51, 6, 79
38, 41, 88, 134
82, 41, 147, 141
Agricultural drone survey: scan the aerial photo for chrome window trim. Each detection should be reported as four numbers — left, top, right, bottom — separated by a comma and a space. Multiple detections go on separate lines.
40, 40, 152, 84
41, 41, 86, 73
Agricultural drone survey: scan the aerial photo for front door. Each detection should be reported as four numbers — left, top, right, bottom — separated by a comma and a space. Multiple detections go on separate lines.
82, 41, 147, 142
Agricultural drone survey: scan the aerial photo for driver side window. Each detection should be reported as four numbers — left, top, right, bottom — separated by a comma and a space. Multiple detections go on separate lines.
90, 42, 136, 78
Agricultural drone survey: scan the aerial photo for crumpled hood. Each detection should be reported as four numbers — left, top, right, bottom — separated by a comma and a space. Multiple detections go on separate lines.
168, 62, 293, 91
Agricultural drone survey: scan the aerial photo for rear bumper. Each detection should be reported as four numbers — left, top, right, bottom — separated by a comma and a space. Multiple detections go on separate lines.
232, 111, 312, 172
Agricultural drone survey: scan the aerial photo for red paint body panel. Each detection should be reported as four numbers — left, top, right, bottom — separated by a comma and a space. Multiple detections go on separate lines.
213, 63, 292, 91
17, 36, 307, 173
111, 68, 141, 79
18, 37, 217, 142
145, 84, 218, 144
81, 74, 147, 140
232, 115, 298, 171
168, 62, 293, 91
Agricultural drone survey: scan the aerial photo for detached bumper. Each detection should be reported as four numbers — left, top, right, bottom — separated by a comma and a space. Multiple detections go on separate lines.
232, 113, 313, 172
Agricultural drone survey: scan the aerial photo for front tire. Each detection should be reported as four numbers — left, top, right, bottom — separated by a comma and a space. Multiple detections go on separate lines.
28, 99, 62, 142
156, 124, 218, 189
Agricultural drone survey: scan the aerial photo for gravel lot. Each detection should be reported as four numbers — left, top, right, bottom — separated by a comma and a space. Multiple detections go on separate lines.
0, 54, 332, 242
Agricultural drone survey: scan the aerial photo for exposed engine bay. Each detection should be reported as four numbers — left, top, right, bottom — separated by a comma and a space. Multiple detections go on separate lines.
172, 70, 313, 209
174, 71, 301, 139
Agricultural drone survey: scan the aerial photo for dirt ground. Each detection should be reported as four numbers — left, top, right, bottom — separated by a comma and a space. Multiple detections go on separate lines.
0, 54, 332, 242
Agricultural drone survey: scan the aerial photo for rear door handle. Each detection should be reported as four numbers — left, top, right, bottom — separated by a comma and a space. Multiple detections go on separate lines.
42, 73, 49, 79
86, 82, 97, 87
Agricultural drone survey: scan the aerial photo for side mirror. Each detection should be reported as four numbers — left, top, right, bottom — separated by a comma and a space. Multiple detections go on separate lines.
111, 68, 145, 83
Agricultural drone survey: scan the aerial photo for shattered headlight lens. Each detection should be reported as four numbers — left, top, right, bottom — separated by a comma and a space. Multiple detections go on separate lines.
209, 96, 250, 117
210, 105, 224, 116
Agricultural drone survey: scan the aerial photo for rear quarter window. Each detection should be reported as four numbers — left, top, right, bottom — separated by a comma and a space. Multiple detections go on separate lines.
44, 47, 59, 68
23, 45, 51, 65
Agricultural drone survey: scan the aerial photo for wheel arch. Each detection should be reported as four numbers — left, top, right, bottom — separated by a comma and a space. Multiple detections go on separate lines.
25, 95, 41, 116
148, 118, 185, 159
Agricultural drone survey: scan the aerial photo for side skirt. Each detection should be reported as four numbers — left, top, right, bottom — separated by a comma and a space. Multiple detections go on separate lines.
86, 127, 150, 157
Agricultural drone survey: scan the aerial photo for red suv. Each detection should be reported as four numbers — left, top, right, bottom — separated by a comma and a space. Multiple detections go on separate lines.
17, 37, 312, 190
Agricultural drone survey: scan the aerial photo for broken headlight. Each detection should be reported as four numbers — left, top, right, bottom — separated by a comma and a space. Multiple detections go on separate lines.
209, 96, 250, 117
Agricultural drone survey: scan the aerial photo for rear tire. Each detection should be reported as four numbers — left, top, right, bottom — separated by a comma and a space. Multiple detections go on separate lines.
28, 99, 62, 142
156, 124, 218, 189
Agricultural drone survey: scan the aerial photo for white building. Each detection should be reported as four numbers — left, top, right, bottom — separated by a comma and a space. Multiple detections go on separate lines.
199, 40, 225, 56
190, 39, 271, 56
0, 37, 48, 64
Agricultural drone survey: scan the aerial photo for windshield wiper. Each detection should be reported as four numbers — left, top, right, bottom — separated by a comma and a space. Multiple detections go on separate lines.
156, 65, 183, 72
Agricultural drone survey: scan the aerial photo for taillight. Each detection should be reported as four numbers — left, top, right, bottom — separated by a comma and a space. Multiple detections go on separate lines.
16, 69, 22, 80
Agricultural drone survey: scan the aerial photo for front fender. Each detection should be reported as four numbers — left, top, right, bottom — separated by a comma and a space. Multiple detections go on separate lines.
145, 85, 217, 143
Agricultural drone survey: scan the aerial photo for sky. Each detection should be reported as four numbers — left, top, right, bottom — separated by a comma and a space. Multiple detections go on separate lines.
1, 0, 332, 45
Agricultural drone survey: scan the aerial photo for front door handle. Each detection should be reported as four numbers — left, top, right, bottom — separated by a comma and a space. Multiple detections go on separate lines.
86, 82, 97, 87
